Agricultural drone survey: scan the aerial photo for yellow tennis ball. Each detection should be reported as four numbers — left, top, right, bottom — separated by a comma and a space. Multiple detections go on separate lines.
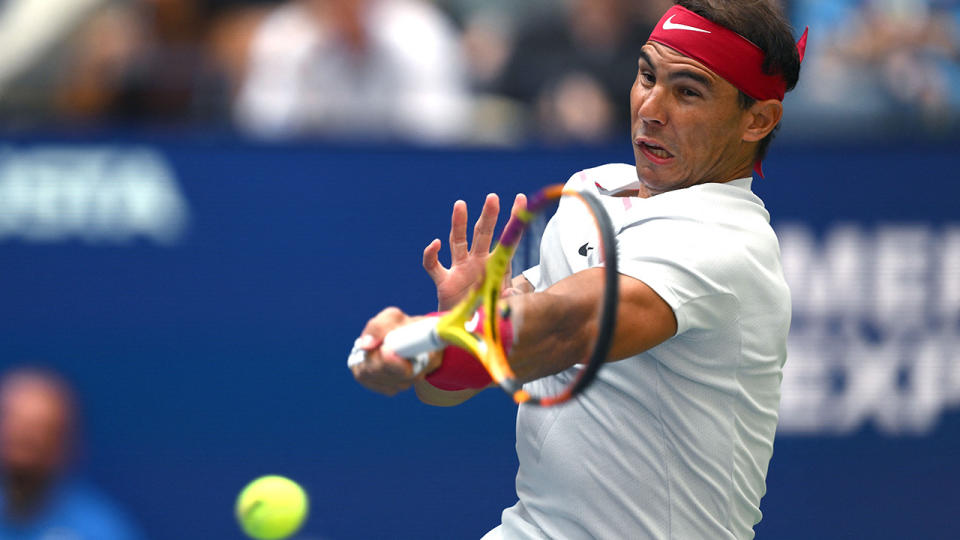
235, 475, 309, 540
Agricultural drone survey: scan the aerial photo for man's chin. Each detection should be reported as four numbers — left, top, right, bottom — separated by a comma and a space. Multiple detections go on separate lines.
635, 163, 670, 183
635, 166, 688, 195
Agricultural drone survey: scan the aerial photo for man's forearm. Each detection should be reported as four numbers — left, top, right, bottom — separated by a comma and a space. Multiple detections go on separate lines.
504, 287, 599, 383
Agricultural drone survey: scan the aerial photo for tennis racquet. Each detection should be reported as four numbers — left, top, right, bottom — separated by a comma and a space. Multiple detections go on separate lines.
381, 184, 618, 406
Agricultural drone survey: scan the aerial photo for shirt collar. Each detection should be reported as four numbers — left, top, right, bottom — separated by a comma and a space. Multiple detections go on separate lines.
726, 177, 754, 191
595, 175, 754, 196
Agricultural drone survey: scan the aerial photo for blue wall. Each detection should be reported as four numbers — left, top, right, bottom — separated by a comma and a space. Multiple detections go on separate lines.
1, 137, 958, 539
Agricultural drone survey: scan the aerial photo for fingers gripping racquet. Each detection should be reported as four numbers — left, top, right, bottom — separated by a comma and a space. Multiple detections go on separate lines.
382, 184, 619, 406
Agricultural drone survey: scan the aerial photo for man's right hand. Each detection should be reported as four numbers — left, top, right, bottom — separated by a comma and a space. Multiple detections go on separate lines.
349, 308, 441, 397
422, 193, 527, 311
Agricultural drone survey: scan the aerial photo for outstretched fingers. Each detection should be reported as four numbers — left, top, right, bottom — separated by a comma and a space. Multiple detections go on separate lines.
471, 193, 500, 256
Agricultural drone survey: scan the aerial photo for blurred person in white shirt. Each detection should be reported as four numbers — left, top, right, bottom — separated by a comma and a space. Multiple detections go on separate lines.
234, 0, 472, 143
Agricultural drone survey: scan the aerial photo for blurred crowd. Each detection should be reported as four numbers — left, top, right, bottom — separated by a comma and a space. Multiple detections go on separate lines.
0, 0, 957, 143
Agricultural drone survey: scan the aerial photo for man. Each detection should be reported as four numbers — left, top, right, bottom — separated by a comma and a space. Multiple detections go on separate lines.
0, 368, 142, 539
351, 1, 806, 537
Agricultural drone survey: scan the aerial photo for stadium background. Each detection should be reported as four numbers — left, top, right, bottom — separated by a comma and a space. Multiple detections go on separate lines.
1, 0, 959, 539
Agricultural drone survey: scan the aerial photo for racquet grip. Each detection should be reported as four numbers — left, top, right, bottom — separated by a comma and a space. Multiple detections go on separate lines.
382, 317, 444, 358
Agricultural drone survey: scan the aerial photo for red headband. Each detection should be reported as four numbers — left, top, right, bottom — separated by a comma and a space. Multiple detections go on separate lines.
648, 6, 808, 176
649, 5, 807, 101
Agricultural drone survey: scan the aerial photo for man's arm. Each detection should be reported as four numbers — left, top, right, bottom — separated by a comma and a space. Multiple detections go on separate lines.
504, 267, 677, 383
351, 196, 676, 404
354, 268, 676, 404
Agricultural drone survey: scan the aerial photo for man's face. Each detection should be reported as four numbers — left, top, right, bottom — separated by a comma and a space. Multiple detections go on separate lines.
0, 379, 70, 477
629, 42, 755, 195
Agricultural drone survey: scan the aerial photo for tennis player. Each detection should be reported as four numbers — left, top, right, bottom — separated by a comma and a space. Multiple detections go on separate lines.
351, 1, 806, 537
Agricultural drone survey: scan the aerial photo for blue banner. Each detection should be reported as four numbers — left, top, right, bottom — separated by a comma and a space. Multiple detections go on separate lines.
1, 137, 957, 539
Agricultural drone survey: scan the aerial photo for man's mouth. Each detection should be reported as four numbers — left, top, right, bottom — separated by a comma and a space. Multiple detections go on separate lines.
636, 139, 674, 161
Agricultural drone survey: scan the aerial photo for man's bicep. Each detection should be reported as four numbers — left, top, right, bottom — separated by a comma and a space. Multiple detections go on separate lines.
608, 274, 677, 360
544, 268, 677, 361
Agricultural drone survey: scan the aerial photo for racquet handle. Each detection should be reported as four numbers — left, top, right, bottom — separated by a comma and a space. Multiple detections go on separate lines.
382, 317, 444, 358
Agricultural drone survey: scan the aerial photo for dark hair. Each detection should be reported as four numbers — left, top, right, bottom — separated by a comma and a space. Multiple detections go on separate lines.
675, 0, 802, 164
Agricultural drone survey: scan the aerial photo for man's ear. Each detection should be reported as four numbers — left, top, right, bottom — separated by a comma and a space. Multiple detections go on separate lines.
742, 99, 783, 142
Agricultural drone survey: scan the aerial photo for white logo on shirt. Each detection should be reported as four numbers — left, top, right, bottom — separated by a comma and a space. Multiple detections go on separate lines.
662, 15, 712, 34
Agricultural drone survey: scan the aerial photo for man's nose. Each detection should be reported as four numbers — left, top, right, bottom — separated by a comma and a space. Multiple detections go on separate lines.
637, 86, 668, 127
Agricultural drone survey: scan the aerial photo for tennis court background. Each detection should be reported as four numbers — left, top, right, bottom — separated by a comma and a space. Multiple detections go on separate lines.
1, 137, 957, 539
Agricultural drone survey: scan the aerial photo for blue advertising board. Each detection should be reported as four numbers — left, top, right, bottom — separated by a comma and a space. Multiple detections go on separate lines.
1, 137, 958, 539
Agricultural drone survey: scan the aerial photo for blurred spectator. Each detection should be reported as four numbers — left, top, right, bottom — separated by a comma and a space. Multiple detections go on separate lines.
0, 368, 142, 540
433, 0, 554, 86
0, 0, 956, 141
788, 0, 960, 135
489, 0, 670, 143
436, 0, 554, 26
205, 1, 279, 102
55, 0, 227, 126
234, 0, 471, 142
0, 0, 279, 130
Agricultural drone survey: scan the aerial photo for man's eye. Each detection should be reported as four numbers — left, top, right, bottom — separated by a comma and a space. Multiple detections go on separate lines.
680, 88, 701, 98
641, 72, 655, 84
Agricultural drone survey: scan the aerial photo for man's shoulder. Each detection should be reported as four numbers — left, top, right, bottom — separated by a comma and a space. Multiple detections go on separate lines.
563, 163, 638, 194
579, 163, 636, 177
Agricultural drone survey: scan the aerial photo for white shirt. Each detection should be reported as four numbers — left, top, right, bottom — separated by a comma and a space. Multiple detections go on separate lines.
501, 164, 791, 539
